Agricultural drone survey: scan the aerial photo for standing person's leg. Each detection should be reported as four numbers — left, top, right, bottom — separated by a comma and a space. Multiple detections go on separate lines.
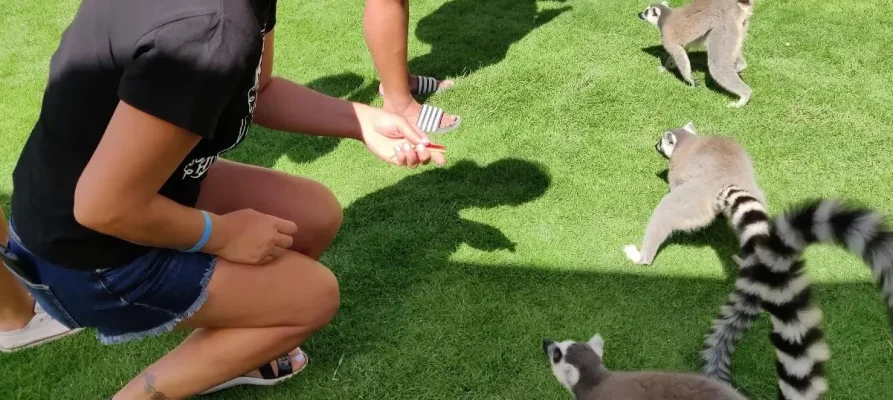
110, 160, 343, 399
363, 0, 460, 134
0, 208, 81, 352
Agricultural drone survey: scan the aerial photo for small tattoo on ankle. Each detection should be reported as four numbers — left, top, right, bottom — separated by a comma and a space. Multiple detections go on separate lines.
142, 372, 169, 400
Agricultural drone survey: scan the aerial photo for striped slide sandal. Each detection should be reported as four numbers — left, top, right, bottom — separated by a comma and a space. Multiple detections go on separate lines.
416, 104, 461, 135
379, 75, 453, 97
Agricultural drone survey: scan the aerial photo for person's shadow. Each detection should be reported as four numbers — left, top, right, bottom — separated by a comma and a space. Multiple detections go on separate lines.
321, 157, 551, 335
410, 0, 572, 90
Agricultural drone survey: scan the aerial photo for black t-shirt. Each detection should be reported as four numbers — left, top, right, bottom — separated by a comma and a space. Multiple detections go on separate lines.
11, 0, 277, 270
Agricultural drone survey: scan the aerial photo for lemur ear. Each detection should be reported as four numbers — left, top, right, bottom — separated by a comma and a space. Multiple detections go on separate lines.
661, 1, 669, 6
683, 121, 696, 134
588, 334, 605, 358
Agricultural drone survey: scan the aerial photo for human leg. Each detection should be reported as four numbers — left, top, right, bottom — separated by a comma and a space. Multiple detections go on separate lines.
111, 251, 339, 399
0, 207, 34, 330
111, 161, 343, 398
195, 159, 343, 260
363, 0, 459, 133
0, 207, 81, 351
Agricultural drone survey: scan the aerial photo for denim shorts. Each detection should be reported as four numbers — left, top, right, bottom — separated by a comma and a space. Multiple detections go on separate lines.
4, 223, 217, 345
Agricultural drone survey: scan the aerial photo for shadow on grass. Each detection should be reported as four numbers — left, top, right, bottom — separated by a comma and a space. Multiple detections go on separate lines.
408, 0, 571, 102
3, 160, 891, 399
640, 45, 742, 99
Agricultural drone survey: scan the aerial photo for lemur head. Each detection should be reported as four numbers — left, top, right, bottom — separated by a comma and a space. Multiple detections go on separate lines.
543, 334, 606, 393
639, 2, 670, 27
655, 121, 697, 159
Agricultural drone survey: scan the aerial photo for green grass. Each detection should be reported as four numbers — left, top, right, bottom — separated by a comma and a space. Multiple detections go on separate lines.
2, 0, 892, 398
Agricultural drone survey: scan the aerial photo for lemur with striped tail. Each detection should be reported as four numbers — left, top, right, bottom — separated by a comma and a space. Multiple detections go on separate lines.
624, 122, 893, 400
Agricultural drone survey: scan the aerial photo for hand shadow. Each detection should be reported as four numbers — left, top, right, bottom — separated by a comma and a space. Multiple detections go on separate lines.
640, 45, 735, 99
224, 72, 376, 167
408, 0, 572, 102
314, 158, 551, 351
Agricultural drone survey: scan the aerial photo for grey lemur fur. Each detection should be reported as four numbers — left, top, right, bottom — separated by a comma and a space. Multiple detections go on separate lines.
543, 334, 748, 400
624, 121, 765, 267
639, 0, 755, 107
624, 122, 893, 400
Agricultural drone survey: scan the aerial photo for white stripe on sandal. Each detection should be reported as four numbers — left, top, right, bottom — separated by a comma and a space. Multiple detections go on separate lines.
378, 75, 450, 97
417, 76, 439, 95
416, 104, 461, 134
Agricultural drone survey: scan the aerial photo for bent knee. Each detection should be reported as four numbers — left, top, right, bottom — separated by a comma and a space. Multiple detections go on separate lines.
288, 263, 340, 330
300, 181, 344, 237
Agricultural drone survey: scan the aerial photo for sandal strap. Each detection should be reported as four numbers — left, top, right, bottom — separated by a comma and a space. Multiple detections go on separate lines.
258, 362, 277, 380
257, 354, 292, 379
416, 76, 438, 95
417, 104, 444, 133
276, 354, 293, 376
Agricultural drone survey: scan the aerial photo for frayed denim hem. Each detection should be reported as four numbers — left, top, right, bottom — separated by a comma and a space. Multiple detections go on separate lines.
97, 256, 218, 345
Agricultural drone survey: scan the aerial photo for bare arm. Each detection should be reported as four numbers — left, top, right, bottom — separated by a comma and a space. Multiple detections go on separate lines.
251, 31, 364, 140
73, 101, 228, 253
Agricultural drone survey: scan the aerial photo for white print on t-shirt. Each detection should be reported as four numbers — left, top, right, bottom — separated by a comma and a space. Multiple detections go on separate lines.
182, 32, 265, 180
182, 154, 218, 179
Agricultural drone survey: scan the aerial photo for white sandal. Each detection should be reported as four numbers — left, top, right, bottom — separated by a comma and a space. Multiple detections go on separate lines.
0, 303, 82, 353
198, 348, 308, 395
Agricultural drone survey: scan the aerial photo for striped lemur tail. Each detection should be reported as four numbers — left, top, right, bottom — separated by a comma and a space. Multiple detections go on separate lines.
701, 186, 893, 400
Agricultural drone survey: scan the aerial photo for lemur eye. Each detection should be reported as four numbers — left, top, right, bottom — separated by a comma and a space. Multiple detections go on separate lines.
552, 349, 563, 363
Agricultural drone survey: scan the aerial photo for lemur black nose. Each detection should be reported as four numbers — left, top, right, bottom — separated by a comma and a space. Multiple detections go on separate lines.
542, 339, 555, 354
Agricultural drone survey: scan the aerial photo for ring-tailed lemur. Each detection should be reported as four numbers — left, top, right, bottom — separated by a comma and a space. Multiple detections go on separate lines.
639, 0, 755, 107
703, 197, 893, 400
625, 122, 893, 400
543, 334, 748, 399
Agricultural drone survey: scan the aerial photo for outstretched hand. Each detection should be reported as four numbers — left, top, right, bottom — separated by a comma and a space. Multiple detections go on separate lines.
354, 104, 447, 168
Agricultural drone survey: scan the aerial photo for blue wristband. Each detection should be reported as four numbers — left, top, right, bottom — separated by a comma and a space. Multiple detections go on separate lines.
184, 211, 212, 253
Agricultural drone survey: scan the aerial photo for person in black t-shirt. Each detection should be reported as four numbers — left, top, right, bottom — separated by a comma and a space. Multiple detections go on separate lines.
5, 1, 445, 398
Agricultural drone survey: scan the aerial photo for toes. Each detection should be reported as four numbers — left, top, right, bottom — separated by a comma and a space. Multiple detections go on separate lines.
290, 349, 307, 371
440, 113, 459, 129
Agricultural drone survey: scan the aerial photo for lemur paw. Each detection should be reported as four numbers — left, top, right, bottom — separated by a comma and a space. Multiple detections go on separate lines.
728, 97, 750, 108
624, 245, 647, 265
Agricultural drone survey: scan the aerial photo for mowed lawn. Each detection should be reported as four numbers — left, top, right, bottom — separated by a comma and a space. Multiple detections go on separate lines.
2, 0, 892, 399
